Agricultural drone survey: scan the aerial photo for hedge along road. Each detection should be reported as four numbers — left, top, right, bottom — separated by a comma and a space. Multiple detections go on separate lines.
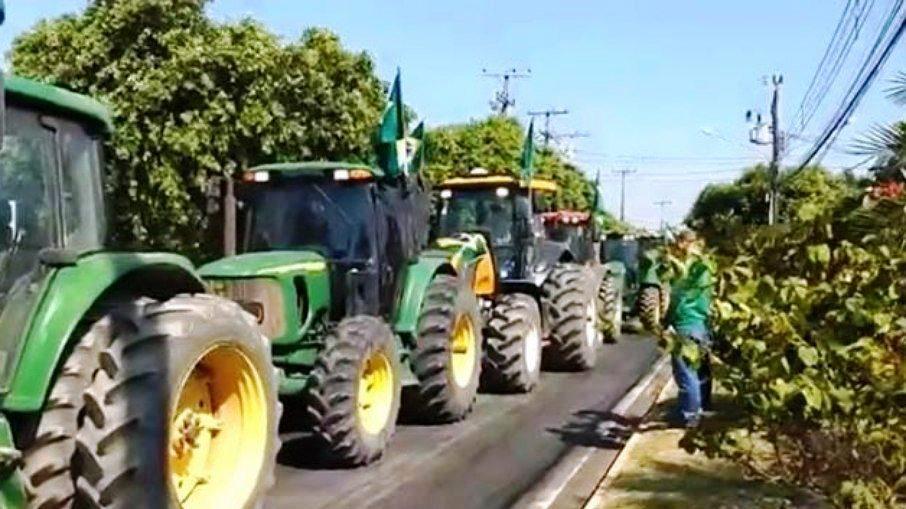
269, 334, 660, 509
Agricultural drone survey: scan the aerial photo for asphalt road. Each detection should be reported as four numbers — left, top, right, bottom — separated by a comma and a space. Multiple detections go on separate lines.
268, 334, 659, 509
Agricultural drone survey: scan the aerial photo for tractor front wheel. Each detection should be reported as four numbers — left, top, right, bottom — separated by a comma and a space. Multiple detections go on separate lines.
307, 315, 401, 466
542, 263, 598, 371
598, 276, 623, 344
74, 295, 280, 509
411, 274, 482, 422
481, 293, 543, 393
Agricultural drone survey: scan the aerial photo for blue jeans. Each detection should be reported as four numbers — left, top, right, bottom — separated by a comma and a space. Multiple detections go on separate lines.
670, 323, 712, 423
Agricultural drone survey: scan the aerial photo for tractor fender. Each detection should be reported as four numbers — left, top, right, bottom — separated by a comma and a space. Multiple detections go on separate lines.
2, 252, 206, 412
392, 252, 459, 336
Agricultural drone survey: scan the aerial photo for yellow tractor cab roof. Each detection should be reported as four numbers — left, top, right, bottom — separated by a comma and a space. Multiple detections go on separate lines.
438, 174, 558, 193
242, 161, 384, 182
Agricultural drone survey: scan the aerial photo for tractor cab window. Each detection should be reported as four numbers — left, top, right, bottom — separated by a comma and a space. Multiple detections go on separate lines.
58, 119, 106, 250
239, 178, 375, 263
436, 188, 516, 247
0, 105, 56, 304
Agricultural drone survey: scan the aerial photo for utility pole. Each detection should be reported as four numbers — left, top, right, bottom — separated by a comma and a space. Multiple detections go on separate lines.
654, 199, 672, 236
613, 168, 636, 222
746, 74, 784, 225
527, 108, 568, 147
482, 68, 531, 115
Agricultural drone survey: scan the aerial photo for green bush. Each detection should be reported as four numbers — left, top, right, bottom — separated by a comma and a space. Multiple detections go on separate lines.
687, 195, 906, 508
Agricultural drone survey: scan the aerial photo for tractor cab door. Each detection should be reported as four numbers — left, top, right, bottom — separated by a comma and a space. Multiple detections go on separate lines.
373, 181, 417, 317
0, 101, 106, 385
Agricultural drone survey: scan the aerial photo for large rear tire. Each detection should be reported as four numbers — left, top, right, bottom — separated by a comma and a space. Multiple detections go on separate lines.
20, 316, 106, 509
74, 295, 280, 509
481, 293, 543, 393
411, 274, 482, 423
542, 263, 598, 371
597, 276, 622, 344
639, 285, 663, 334
306, 315, 401, 466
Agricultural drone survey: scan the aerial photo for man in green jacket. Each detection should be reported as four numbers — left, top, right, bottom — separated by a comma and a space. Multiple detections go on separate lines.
665, 229, 714, 428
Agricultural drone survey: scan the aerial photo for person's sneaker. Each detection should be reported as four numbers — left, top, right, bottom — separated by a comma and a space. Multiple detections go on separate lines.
682, 416, 701, 429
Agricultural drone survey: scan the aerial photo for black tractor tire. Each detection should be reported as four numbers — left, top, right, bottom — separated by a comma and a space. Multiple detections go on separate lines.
639, 285, 664, 334
598, 276, 623, 344
659, 283, 671, 318
481, 293, 543, 393
411, 274, 483, 423
20, 316, 107, 509
74, 295, 280, 509
542, 263, 598, 371
307, 315, 401, 466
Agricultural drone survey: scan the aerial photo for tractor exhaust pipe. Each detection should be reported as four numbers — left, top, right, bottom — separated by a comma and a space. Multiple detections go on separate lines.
223, 177, 237, 257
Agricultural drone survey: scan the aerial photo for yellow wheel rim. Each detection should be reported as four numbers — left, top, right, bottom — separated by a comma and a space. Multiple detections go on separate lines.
169, 345, 268, 509
450, 315, 477, 388
357, 351, 395, 435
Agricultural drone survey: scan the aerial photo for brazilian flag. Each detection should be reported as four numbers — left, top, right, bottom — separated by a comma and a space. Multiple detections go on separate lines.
376, 70, 406, 177
520, 119, 535, 181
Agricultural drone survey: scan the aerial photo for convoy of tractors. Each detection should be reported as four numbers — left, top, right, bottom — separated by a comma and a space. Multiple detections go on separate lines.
0, 5, 667, 507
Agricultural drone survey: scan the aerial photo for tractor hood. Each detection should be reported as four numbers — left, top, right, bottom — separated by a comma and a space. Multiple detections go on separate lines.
199, 251, 328, 279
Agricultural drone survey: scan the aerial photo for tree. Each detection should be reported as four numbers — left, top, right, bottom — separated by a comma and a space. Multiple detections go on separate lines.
687, 164, 859, 249
424, 115, 600, 211
853, 71, 906, 185
10, 0, 385, 259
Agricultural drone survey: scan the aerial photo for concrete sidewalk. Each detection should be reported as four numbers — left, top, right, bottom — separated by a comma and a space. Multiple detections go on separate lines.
583, 382, 827, 509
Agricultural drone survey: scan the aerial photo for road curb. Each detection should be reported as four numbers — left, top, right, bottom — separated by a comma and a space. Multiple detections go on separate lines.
511, 353, 671, 509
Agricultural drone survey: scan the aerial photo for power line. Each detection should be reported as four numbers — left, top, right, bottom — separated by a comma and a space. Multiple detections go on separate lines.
795, 0, 856, 128
796, 0, 874, 134
798, 1, 906, 168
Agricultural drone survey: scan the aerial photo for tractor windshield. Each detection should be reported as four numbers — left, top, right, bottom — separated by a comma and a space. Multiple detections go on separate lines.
239, 178, 374, 262
435, 188, 521, 247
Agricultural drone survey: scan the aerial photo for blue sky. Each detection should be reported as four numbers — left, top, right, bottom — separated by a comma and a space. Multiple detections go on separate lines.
3, 1, 904, 229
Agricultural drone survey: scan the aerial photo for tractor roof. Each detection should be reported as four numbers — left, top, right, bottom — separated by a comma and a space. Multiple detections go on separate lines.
438, 174, 558, 193
4, 74, 113, 134
247, 161, 384, 178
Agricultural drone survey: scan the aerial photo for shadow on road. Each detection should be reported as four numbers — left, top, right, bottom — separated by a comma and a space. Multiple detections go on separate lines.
547, 398, 678, 449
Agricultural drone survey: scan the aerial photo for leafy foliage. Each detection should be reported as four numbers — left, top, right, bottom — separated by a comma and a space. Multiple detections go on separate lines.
686, 194, 906, 508
686, 164, 861, 252
10, 0, 385, 259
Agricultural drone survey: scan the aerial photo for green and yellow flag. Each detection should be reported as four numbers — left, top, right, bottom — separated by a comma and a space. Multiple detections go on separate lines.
520, 119, 535, 181
376, 70, 407, 177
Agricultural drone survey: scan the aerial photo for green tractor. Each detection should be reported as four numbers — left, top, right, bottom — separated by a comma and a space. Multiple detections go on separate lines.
433, 172, 601, 394
201, 162, 491, 466
540, 210, 624, 343
600, 234, 669, 333
0, 57, 279, 509
200, 77, 491, 465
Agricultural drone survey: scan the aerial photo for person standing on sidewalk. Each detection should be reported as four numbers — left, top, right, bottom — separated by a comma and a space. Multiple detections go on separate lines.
663, 229, 714, 428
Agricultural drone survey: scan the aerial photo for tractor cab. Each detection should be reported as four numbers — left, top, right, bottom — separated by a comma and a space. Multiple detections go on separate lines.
0, 75, 112, 387
433, 172, 565, 284
230, 161, 425, 320
540, 210, 597, 265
